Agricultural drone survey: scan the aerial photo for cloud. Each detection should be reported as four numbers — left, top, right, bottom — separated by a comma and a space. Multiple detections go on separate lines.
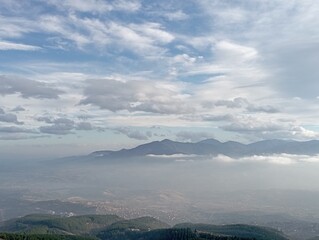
37, 13, 174, 55
0, 130, 47, 140
0, 107, 23, 124
0, 108, 38, 140
111, 0, 141, 12
289, 126, 319, 139
39, 118, 75, 135
114, 127, 152, 140
221, 120, 282, 133
176, 131, 214, 142
162, 10, 189, 21
48, 0, 141, 13
0, 75, 64, 99
39, 117, 95, 135
197, 0, 319, 100
201, 114, 235, 122
1, 2, 166, 56
37, 116, 53, 123
76, 122, 93, 130
0, 134, 45, 140
214, 40, 259, 64
220, 115, 319, 140
215, 153, 319, 165
215, 97, 248, 108
179, 39, 262, 81
246, 104, 280, 113
0, 41, 41, 51
80, 79, 191, 114
204, 97, 280, 113
129, 22, 175, 44
0, 119, 40, 141
269, 43, 319, 99
11, 106, 25, 112
0, 126, 35, 133
39, 15, 90, 49
104, 21, 174, 55
0, 113, 22, 124
0, 15, 36, 38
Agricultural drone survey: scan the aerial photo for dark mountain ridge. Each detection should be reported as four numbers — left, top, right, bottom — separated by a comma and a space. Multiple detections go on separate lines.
90, 138, 319, 158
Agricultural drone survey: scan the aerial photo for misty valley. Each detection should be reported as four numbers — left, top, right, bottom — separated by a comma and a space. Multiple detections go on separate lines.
2, 139, 319, 240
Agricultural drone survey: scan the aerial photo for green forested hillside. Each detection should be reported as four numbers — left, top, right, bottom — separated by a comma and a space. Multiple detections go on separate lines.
0, 229, 255, 240
0, 214, 123, 235
174, 223, 288, 240
0, 232, 95, 240
97, 227, 256, 240
307, 237, 319, 240
104, 216, 170, 231
0, 214, 289, 240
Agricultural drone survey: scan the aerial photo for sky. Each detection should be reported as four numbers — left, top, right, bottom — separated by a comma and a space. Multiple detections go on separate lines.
1, 0, 319, 159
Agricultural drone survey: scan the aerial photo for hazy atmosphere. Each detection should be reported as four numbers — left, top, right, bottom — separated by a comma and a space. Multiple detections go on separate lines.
2, 1, 319, 240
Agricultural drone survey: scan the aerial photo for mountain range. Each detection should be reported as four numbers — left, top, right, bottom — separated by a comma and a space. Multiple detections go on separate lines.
89, 138, 319, 158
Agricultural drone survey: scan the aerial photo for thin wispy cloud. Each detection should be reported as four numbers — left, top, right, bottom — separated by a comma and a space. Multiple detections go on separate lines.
0, 41, 41, 51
